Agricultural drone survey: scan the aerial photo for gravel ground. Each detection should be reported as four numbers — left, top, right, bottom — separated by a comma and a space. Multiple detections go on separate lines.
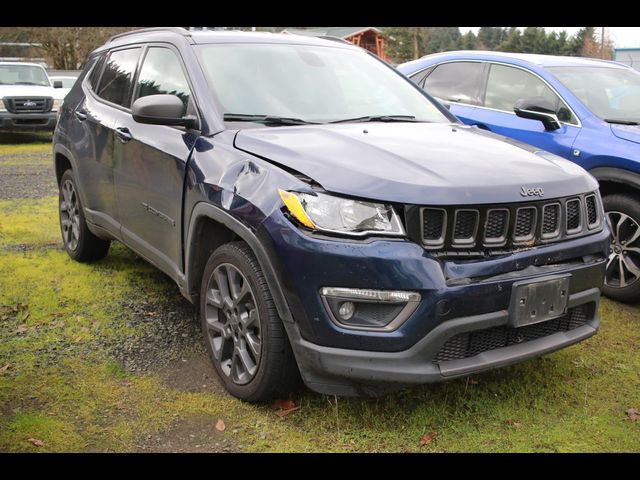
0, 152, 56, 200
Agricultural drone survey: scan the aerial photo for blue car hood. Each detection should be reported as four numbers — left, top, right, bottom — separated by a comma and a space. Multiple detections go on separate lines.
611, 124, 640, 145
234, 123, 597, 205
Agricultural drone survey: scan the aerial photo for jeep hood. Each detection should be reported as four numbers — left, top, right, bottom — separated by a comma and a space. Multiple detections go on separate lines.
234, 123, 597, 205
610, 123, 640, 145
0, 84, 64, 100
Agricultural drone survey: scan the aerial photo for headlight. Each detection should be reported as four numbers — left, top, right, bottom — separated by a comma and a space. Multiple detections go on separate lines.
52, 99, 63, 112
278, 189, 405, 237
0, 98, 6, 113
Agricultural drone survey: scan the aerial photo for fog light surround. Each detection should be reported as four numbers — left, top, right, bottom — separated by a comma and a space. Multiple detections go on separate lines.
320, 287, 421, 331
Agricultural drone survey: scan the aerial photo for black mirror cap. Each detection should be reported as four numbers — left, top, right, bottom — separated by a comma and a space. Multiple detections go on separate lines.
513, 97, 561, 131
53, 80, 63, 88
131, 94, 197, 129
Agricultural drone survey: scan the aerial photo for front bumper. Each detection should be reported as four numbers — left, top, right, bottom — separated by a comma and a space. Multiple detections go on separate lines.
260, 210, 609, 395
0, 112, 57, 132
287, 289, 599, 395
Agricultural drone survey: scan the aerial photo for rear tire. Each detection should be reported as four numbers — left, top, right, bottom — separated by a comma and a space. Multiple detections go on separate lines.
602, 193, 640, 303
199, 241, 301, 402
59, 169, 110, 262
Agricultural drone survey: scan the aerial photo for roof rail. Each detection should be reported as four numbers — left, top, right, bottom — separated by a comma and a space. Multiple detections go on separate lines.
107, 27, 191, 43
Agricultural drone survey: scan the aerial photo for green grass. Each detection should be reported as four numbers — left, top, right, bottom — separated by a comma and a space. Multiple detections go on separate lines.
0, 148, 639, 452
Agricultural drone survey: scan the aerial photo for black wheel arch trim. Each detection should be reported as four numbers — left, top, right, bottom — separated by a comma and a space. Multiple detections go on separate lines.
589, 167, 640, 193
184, 202, 294, 324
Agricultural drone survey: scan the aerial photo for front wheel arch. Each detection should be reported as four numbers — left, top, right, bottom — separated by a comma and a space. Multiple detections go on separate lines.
184, 202, 294, 324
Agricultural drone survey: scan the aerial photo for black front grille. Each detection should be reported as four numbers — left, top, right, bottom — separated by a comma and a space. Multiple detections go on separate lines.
542, 203, 560, 237
566, 198, 581, 232
416, 192, 601, 256
453, 210, 478, 243
5, 97, 52, 113
514, 207, 536, 240
585, 195, 598, 228
484, 209, 508, 243
422, 209, 445, 242
434, 304, 592, 363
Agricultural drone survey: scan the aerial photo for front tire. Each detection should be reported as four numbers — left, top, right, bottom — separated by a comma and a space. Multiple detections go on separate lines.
199, 242, 300, 402
603, 193, 640, 303
59, 169, 110, 262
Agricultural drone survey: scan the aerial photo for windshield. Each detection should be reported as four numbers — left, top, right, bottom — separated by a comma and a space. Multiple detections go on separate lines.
195, 43, 451, 124
549, 66, 640, 123
0, 64, 50, 87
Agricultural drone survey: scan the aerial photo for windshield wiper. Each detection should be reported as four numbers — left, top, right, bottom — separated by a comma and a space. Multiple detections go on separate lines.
604, 118, 640, 125
223, 114, 318, 125
15, 82, 43, 86
329, 115, 418, 124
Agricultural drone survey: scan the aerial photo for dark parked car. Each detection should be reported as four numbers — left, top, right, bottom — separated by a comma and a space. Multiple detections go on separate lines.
54, 29, 609, 402
398, 51, 640, 302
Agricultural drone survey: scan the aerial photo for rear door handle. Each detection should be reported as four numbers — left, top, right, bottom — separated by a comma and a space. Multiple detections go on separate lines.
114, 127, 132, 143
74, 109, 87, 121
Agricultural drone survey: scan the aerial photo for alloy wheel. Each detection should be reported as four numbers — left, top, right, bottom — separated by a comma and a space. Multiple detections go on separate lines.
605, 210, 640, 288
204, 263, 262, 385
60, 179, 80, 251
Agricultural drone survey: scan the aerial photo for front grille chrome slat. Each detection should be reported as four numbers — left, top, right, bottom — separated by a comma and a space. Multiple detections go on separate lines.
418, 192, 601, 255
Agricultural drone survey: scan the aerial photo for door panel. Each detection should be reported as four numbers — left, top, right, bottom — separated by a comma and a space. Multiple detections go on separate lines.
113, 46, 196, 277
67, 85, 118, 231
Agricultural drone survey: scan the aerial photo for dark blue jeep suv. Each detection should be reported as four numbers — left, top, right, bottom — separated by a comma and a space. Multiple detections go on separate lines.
53, 28, 610, 401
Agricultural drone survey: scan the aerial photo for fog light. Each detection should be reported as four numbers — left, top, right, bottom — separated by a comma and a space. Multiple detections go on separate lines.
338, 301, 355, 320
320, 287, 421, 331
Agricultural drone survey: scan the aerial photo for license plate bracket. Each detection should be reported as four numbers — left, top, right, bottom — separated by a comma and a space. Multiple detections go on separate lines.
508, 274, 570, 328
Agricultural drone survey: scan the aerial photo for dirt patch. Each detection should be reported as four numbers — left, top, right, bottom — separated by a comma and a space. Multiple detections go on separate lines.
160, 352, 225, 395
0, 156, 57, 200
135, 413, 244, 453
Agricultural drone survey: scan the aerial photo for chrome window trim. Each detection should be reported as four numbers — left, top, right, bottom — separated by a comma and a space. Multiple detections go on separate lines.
414, 59, 582, 128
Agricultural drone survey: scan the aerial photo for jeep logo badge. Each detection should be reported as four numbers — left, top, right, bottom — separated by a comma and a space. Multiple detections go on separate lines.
520, 186, 544, 197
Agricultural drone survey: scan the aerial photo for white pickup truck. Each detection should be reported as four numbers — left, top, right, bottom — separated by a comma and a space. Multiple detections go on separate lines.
0, 62, 66, 133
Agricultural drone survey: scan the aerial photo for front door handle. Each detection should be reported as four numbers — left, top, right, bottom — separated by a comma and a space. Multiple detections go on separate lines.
114, 127, 132, 144
74, 109, 87, 121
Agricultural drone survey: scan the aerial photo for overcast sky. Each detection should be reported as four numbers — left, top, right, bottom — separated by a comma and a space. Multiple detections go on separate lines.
460, 27, 640, 48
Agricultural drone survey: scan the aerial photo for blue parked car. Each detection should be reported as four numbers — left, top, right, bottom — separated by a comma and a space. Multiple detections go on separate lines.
399, 51, 640, 303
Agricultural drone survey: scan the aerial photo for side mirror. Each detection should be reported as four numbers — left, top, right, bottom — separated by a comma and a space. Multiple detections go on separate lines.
53, 80, 63, 88
513, 97, 561, 131
131, 94, 197, 128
